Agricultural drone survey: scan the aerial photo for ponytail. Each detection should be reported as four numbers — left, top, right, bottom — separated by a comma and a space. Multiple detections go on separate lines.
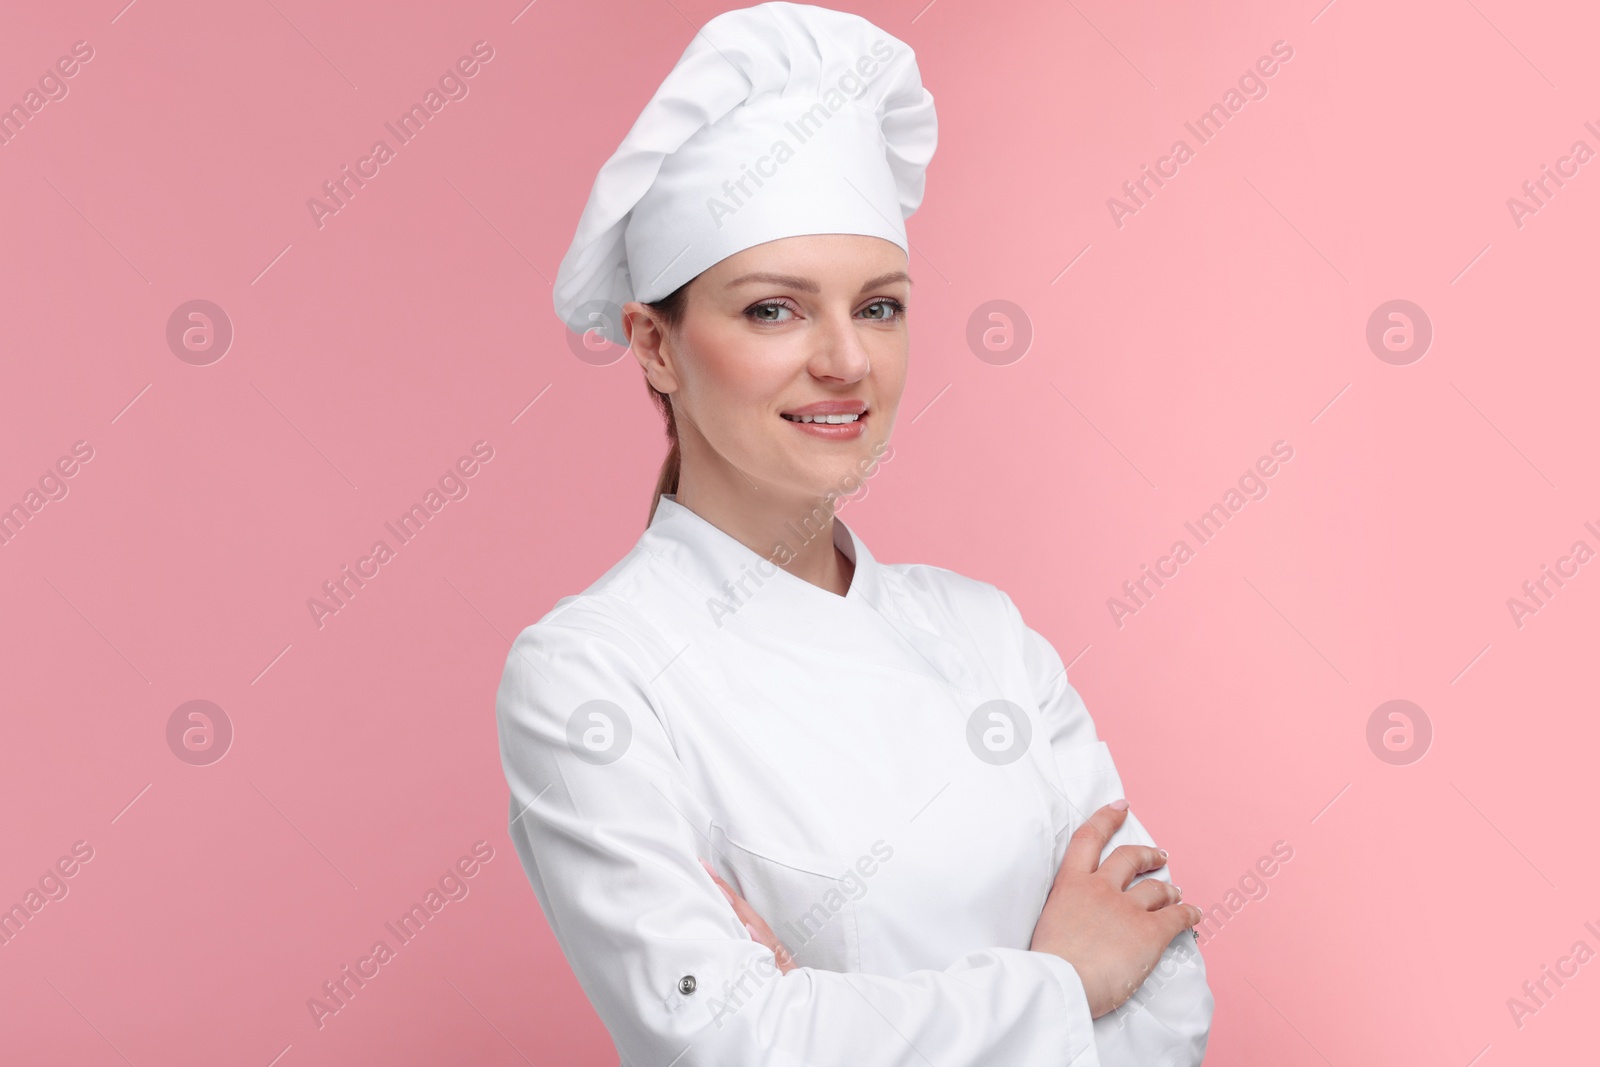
642, 280, 691, 526
647, 381, 680, 525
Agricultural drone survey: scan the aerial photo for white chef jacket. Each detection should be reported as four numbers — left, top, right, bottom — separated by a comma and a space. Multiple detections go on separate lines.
496, 495, 1213, 1066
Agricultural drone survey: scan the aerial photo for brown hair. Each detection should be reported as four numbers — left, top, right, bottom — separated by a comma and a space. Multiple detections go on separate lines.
643, 280, 691, 525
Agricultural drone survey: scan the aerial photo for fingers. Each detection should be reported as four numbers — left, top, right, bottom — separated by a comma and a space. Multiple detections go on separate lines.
1060, 800, 1131, 876
700, 859, 797, 973
742, 913, 798, 973
701, 859, 745, 914
1125, 878, 1183, 911
1156, 900, 1206, 941
1097, 844, 1168, 889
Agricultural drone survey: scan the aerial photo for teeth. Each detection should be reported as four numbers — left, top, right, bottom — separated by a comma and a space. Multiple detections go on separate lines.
786, 413, 861, 424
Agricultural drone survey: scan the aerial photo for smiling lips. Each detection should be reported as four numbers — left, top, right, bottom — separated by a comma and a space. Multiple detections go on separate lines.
780, 400, 868, 440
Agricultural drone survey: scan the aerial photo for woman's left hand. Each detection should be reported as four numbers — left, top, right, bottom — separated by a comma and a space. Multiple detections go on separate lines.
700, 859, 797, 973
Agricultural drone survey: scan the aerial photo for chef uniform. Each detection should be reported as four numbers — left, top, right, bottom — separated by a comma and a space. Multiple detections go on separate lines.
500, 4, 1213, 1065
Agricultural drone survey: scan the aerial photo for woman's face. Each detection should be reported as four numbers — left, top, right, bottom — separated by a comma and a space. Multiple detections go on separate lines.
629, 233, 910, 503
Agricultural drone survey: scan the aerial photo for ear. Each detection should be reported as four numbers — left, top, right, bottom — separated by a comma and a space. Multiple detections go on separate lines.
624, 301, 680, 394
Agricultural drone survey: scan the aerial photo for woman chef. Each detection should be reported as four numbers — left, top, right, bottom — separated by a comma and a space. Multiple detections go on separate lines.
495, 3, 1215, 1064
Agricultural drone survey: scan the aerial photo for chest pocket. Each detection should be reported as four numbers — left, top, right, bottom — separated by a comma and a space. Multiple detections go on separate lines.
710, 822, 860, 974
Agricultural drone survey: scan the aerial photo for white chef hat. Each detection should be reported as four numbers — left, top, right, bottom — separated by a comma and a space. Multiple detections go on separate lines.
552, 1, 937, 345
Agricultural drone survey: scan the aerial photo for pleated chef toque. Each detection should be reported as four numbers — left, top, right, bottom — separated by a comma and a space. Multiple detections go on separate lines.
551, 1, 937, 345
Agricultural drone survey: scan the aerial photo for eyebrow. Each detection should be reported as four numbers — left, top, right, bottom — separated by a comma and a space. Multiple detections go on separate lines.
723, 270, 913, 295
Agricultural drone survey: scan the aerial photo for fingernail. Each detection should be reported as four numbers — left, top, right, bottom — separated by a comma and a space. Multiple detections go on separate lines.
1110, 799, 1129, 811
744, 922, 759, 940
1158, 848, 1168, 859
699, 858, 716, 877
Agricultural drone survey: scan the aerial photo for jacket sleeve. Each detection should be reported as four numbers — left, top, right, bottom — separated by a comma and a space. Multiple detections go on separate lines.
496, 598, 1106, 1067
1001, 591, 1215, 1066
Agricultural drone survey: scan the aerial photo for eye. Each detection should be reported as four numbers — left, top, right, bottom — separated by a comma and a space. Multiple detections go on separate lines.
744, 300, 796, 324
859, 298, 906, 322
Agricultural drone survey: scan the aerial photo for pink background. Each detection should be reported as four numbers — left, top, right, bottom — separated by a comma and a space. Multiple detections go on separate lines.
2, 0, 1596, 1063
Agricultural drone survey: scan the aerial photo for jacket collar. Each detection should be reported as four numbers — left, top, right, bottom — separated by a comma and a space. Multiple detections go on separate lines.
640, 495, 991, 697
644, 494, 884, 615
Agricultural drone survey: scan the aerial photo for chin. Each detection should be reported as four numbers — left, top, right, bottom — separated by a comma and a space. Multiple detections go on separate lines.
795, 453, 886, 505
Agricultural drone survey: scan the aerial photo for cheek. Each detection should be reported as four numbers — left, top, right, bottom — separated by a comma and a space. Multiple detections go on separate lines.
688, 349, 783, 427
676, 327, 794, 452
871, 337, 910, 403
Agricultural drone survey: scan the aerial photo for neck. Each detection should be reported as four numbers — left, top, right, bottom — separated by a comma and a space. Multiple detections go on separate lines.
672, 459, 853, 597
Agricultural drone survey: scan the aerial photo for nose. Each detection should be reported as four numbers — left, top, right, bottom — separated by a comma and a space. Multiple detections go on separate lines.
806, 309, 872, 384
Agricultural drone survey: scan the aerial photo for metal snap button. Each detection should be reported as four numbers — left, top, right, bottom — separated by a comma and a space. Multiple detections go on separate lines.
678, 974, 697, 995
